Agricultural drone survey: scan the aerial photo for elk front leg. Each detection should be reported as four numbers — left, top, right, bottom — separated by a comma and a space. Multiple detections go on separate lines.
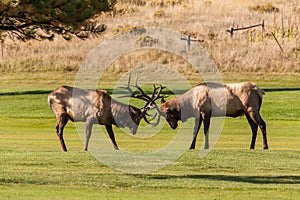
84, 119, 94, 151
105, 125, 119, 150
190, 115, 202, 149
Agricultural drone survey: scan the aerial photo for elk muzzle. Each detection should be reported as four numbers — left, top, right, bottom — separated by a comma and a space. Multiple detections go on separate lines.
130, 124, 138, 135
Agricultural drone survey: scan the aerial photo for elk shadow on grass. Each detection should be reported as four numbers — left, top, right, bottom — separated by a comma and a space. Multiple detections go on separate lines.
134, 174, 300, 185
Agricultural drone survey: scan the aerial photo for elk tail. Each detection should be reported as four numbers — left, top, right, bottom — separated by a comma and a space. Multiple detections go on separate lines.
252, 83, 265, 106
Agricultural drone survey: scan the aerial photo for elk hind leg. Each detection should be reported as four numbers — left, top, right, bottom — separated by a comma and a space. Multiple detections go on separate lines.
246, 113, 258, 149
203, 113, 211, 149
247, 109, 268, 149
190, 115, 202, 149
56, 114, 69, 152
258, 115, 268, 149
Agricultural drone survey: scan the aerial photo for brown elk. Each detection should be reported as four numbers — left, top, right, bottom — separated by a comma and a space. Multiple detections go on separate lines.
160, 82, 268, 150
48, 76, 165, 152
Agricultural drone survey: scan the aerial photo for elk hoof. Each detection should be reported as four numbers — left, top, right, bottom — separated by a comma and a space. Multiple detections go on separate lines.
62, 148, 67, 152
263, 146, 269, 150
114, 146, 119, 150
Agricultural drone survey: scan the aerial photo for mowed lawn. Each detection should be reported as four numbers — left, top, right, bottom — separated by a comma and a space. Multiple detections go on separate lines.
0, 87, 299, 199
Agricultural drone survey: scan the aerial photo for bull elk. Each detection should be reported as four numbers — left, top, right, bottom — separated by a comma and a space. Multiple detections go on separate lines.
48, 75, 165, 152
160, 82, 268, 150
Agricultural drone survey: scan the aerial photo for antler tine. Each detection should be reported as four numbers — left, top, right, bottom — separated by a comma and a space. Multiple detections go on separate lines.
150, 84, 159, 100
118, 73, 136, 98
134, 74, 138, 87
151, 114, 161, 127
119, 74, 151, 101
141, 102, 162, 126
131, 74, 153, 101
127, 73, 132, 87
151, 84, 168, 102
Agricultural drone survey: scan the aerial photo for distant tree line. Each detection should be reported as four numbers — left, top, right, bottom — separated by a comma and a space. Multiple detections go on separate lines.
0, 0, 116, 41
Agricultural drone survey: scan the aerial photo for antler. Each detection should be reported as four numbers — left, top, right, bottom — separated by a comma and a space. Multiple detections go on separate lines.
141, 84, 168, 126
119, 74, 149, 101
119, 74, 167, 126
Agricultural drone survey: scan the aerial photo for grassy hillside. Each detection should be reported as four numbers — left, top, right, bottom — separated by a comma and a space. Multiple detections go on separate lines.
1, 0, 299, 75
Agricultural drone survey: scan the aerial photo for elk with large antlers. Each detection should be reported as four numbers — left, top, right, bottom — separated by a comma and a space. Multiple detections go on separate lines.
160, 82, 268, 150
48, 75, 165, 152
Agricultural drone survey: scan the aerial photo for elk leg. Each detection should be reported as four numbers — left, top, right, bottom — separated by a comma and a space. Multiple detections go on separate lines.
84, 120, 94, 151
246, 113, 258, 149
247, 109, 268, 149
190, 115, 202, 149
105, 125, 119, 150
257, 115, 268, 149
203, 112, 211, 149
56, 114, 69, 152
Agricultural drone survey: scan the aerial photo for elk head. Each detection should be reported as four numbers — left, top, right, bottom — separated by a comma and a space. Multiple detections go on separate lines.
160, 98, 181, 129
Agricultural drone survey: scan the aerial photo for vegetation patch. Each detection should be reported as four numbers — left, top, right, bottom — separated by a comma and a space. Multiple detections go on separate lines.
250, 3, 279, 13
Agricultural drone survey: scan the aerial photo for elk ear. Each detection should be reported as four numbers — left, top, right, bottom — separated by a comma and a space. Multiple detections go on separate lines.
161, 98, 166, 104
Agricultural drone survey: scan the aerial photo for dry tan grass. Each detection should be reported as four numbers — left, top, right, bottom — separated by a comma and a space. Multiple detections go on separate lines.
1, 0, 299, 75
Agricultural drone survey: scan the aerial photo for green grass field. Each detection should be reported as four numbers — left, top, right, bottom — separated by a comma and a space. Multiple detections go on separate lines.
0, 73, 299, 199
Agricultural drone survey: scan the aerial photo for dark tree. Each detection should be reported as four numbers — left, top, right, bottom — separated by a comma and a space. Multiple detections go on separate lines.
0, 0, 115, 41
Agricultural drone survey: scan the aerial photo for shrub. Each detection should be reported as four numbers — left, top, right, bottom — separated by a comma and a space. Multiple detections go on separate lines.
250, 3, 279, 13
